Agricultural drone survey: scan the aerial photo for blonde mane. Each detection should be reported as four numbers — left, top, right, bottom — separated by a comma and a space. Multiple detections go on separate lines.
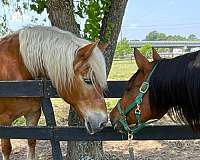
19, 26, 107, 90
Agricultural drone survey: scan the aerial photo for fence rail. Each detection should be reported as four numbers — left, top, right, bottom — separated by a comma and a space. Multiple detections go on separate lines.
0, 125, 199, 141
0, 80, 127, 98
0, 80, 199, 160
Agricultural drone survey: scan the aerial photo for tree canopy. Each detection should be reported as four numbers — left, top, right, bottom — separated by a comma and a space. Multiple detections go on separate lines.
145, 30, 199, 41
139, 43, 152, 58
0, 0, 111, 41
115, 38, 132, 57
0, 18, 7, 36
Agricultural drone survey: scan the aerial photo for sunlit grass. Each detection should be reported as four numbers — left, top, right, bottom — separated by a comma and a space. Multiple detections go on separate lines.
108, 59, 137, 80
13, 98, 69, 126
107, 59, 138, 111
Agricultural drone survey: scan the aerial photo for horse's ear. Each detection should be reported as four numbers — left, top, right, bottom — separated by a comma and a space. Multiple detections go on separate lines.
74, 41, 98, 72
98, 42, 108, 53
76, 41, 98, 61
152, 47, 161, 61
134, 48, 151, 71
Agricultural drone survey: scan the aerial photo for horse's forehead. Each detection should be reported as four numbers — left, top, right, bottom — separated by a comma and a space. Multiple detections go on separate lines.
125, 70, 139, 90
129, 70, 140, 82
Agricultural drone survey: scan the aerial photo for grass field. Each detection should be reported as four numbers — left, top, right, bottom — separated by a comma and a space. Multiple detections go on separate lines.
13, 60, 138, 125
106, 60, 138, 111
108, 59, 137, 80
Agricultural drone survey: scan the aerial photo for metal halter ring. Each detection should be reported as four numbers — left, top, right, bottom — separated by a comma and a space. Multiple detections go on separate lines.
128, 131, 133, 140
135, 104, 141, 113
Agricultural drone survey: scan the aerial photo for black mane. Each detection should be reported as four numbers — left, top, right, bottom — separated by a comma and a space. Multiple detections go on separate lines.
149, 50, 200, 131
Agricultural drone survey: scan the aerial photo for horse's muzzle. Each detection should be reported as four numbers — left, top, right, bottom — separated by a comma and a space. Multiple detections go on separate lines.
110, 118, 124, 133
85, 112, 108, 134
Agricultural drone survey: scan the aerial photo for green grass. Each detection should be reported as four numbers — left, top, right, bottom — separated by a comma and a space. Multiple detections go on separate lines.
108, 60, 137, 80
13, 98, 69, 126
107, 59, 138, 111
13, 60, 138, 125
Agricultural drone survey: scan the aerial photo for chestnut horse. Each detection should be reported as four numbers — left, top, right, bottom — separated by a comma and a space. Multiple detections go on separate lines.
0, 26, 108, 160
110, 47, 200, 135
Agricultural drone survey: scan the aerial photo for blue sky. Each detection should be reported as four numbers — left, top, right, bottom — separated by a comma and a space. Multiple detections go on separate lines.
1, 0, 200, 40
122, 0, 200, 40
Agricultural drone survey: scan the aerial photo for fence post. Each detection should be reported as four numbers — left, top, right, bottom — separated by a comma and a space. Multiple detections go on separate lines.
41, 80, 63, 160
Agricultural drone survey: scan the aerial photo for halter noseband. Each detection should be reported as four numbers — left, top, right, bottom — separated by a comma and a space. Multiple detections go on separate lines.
114, 63, 158, 135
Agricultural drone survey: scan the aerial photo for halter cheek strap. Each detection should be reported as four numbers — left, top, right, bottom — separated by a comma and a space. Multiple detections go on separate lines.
114, 63, 159, 135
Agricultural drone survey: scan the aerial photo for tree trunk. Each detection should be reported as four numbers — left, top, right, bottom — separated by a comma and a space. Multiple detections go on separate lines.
47, 0, 128, 159
47, 0, 80, 36
47, 1, 104, 159
67, 109, 103, 160
99, 0, 128, 75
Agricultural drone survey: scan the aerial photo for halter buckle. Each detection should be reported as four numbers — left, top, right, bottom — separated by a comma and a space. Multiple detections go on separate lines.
139, 82, 149, 94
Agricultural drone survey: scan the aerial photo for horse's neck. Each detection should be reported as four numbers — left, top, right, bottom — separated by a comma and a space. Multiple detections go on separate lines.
150, 52, 200, 109
0, 34, 32, 80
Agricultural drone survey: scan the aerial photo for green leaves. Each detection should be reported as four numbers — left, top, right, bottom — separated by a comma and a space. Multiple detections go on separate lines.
30, 0, 47, 14
0, 17, 7, 36
115, 38, 132, 57
2, 0, 9, 5
76, 0, 111, 41
1, 0, 112, 41
139, 43, 152, 59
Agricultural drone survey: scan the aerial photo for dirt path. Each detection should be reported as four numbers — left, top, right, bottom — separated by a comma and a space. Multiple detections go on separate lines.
1, 139, 200, 160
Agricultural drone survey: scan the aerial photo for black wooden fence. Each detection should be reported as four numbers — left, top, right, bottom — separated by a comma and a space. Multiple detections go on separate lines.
0, 80, 199, 160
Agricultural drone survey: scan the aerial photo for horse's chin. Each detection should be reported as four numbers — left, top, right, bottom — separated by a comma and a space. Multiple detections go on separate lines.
112, 121, 125, 134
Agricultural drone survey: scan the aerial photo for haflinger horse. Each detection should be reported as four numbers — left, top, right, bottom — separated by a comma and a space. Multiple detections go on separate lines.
0, 26, 108, 160
110, 47, 200, 136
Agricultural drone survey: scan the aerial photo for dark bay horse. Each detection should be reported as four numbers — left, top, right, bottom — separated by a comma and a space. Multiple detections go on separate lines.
110, 48, 200, 135
0, 26, 108, 160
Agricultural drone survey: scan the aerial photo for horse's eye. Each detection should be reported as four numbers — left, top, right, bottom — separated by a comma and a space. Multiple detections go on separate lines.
83, 78, 92, 85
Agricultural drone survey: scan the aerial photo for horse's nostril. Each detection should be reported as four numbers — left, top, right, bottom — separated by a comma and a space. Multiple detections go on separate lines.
114, 123, 118, 130
86, 121, 93, 134
85, 112, 108, 134
110, 118, 117, 128
99, 121, 107, 129
112, 121, 123, 132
